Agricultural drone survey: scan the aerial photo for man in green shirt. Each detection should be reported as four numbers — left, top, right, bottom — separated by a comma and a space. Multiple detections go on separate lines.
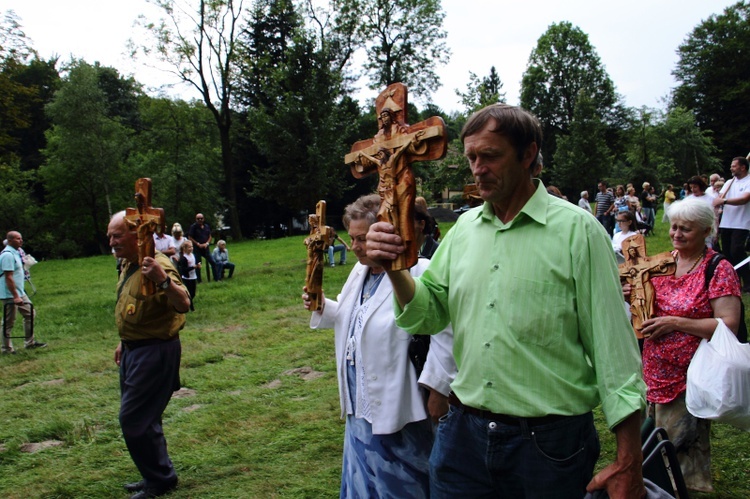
367, 104, 647, 498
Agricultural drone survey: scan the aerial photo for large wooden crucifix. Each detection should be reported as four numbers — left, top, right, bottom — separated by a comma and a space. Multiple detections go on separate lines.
344, 83, 448, 271
618, 234, 676, 338
124, 178, 165, 295
304, 200, 330, 311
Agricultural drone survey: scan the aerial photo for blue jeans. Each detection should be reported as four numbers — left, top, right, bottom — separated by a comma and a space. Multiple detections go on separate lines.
721, 228, 749, 288
328, 244, 346, 265
430, 405, 600, 498
596, 214, 613, 236
642, 207, 655, 228
214, 261, 235, 280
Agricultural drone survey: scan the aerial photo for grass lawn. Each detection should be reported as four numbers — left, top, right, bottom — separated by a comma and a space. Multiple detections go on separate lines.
0, 211, 748, 498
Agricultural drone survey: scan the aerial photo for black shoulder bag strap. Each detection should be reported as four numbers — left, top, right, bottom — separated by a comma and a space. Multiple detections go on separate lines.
705, 253, 747, 343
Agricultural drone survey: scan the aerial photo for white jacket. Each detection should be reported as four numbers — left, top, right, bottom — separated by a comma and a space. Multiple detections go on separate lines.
310, 260, 455, 435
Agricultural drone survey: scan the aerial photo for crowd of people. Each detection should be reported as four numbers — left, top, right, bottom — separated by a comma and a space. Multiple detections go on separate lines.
585, 160, 750, 494
4, 102, 747, 498
585, 160, 750, 295
147, 214, 239, 312
302, 104, 746, 498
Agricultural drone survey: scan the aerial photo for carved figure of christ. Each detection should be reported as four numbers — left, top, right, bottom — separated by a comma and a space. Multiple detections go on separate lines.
124, 178, 165, 295
344, 84, 447, 270
617, 235, 676, 338
304, 200, 330, 311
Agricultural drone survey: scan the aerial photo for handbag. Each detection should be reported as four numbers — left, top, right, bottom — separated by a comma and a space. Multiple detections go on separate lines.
686, 318, 750, 430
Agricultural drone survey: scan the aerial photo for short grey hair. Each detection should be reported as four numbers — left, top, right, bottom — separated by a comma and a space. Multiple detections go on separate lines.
342, 193, 380, 230
580, 190, 588, 198
667, 197, 716, 238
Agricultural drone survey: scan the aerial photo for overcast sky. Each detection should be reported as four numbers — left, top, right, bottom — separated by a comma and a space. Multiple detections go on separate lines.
3, 0, 737, 113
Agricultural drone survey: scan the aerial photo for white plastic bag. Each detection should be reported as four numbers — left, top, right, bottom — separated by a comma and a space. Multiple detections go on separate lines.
686, 318, 750, 430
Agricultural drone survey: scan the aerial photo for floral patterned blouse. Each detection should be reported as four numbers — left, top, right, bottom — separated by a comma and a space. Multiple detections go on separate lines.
643, 248, 741, 404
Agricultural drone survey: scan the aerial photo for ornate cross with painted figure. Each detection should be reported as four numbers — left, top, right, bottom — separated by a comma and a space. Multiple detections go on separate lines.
344, 83, 448, 271
304, 200, 330, 311
125, 178, 165, 295
618, 234, 676, 338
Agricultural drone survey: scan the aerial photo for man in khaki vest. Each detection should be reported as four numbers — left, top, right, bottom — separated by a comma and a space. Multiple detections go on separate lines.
108, 211, 190, 498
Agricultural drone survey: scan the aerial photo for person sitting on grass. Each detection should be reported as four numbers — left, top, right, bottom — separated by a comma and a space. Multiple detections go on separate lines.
211, 240, 235, 280
327, 228, 351, 267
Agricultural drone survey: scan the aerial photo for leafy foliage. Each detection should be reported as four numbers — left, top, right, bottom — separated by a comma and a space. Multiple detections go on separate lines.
455, 66, 506, 115
551, 92, 612, 194
673, 1, 750, 165
132, 0, 246, 239
348, 0, 450, 99
624, 106, 720, 187
129, 96, 224, 228
520, 22, 618, 169
41, 60, 135, 256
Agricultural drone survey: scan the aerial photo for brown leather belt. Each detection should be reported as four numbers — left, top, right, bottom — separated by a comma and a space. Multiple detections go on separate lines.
448, 392, 569, 427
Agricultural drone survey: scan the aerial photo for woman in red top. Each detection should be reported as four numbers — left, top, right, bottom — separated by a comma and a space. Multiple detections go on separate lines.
640, 197, 742, 493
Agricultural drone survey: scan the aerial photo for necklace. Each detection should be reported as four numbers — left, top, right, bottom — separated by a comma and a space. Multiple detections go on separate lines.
678, 247, 706, 275
361, 270, 385, 302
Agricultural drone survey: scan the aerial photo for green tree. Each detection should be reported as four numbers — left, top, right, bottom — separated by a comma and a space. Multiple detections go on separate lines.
622, 106, 720, 188
0, 159, 36, 234
130, 96, 224, 227
350, 0, 450, 99
455, 66, 506, 115
673, 1, 750, 164
661, 107, 720, 180
7, 57, 60, 171
623, 107, 661, 185
132, 0, 245, 239
520, 22, 618, 168
552, 92, 613, 193
0, 10, 35, 61
237, 0, 352, 221
41, 61, 135, 256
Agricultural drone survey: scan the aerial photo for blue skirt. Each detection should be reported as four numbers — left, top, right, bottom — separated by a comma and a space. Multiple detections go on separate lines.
340, 363, 432, 498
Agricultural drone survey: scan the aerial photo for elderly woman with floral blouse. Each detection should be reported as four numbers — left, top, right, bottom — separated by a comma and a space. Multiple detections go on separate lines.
632, 197, 742, 493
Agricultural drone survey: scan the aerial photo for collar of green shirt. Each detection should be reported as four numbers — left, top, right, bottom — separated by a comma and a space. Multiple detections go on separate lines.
471, 179, 549, 228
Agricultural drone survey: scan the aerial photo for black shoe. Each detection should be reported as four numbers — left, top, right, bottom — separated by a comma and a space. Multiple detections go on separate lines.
1, 350, 16, 355
25, 342, 47, 349
130, 481, 177, 498
124, 480, 145, 492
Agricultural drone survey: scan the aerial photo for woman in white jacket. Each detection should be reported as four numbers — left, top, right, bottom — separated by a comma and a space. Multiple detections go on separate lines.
303, 194, 455, 499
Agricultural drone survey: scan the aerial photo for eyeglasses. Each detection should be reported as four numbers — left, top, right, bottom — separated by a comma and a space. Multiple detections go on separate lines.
616, 219, 628, 223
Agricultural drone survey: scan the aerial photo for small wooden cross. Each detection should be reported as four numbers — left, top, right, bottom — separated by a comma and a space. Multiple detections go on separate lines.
618, 234, 676, 338
344, 83, 448, 270
125, 178, 165, 295
304, 200, 330, 311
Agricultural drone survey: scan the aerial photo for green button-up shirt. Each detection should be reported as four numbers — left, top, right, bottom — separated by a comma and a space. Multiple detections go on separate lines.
396, 181, 646, 429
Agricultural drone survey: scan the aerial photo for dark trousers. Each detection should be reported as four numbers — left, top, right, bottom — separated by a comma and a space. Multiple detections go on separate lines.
184, 279, 196, 311
194, 246, 215, 283
721, 228, 750, 288
119, 338, 181, 488
430, 405, 599, 498
215, 261, 235, 280
596, 214, 614, 236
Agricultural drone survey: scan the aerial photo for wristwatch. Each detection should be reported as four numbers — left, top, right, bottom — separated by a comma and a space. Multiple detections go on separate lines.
158, 276, 171, 290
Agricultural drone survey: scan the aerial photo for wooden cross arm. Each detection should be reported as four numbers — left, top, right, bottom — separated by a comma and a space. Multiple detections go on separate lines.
344, 123, 445, 165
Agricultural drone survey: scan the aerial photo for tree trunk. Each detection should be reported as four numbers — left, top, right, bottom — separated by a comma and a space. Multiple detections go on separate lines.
219, 124, 242, 240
